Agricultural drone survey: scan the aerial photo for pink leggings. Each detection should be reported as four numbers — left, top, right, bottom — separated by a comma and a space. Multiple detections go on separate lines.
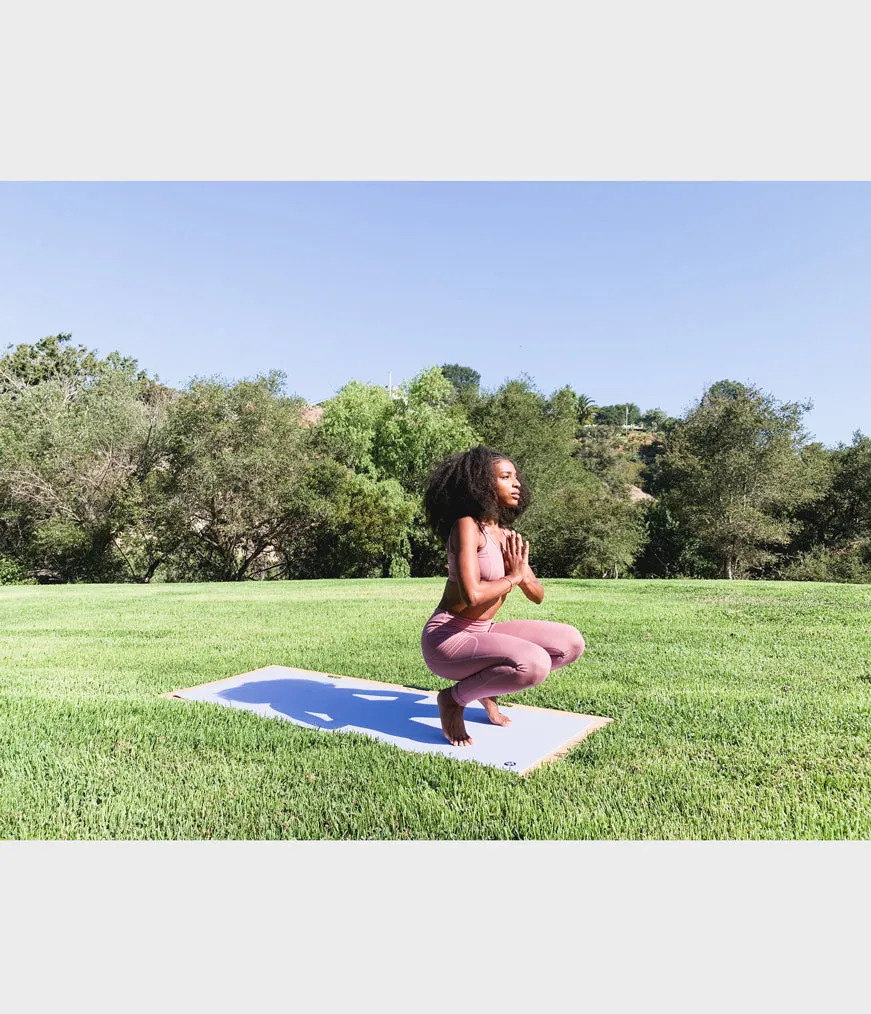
420, 609, 585, 707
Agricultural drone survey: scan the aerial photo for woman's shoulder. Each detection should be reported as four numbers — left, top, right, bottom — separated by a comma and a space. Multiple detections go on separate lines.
454, 515, 485, 532
450, 516, 486, 548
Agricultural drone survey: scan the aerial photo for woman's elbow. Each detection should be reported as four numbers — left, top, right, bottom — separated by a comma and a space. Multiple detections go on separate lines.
459, 584, 481, 608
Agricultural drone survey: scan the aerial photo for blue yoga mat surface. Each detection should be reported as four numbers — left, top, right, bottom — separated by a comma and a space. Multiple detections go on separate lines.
170, 665, 611, 775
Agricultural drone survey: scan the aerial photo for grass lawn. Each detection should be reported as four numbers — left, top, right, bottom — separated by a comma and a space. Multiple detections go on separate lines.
1, 578, 870, 839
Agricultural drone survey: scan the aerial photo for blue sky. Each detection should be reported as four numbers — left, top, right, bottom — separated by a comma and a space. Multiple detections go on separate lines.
1, 182, 868, 447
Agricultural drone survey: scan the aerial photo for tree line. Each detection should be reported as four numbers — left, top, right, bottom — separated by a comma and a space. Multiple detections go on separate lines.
1, 334, 868, 585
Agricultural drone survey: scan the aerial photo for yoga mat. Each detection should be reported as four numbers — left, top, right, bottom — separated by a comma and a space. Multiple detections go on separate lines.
168, 665, 611, 775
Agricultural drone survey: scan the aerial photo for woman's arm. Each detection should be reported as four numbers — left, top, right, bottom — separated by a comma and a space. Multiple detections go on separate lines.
518, 559, 544, 604
454, 516, 522, 608
504, 530, 544, 603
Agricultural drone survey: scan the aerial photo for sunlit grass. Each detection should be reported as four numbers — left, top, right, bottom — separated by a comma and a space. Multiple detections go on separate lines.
1, 578, 870, 839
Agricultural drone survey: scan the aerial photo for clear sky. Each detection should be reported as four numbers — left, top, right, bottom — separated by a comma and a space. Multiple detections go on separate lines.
1, 182, 868, 447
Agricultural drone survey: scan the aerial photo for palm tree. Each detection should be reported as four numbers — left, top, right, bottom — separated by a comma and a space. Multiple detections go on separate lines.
576, 393, 598, 426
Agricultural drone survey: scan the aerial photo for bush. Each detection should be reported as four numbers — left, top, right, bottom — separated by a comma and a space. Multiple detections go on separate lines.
778, 544, 871, 584
0, 553, 31, 585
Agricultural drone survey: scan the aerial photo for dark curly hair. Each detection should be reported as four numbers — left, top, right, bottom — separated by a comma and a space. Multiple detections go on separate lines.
423, 445, 532, 543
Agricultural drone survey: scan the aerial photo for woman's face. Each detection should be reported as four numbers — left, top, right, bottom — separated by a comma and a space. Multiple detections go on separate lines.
493, 458, 521, 508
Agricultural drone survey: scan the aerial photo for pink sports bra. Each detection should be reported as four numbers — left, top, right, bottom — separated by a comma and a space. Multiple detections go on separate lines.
446, 520, 506, 583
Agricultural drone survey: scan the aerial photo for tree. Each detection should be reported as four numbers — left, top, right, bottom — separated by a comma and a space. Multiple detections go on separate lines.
314, 380, 395, 479
595, 403, 642, 427
631, 499, 720, 578
314, 368, 481, 576
575, 393, 598, 427
316, 368, 480, 494
817, 433, 871, 545
438, 364, 481, 411
546, 386, 580, 429
373, 367, 480, 492
471, 375, 576, 485
656, 380, 825, 579
640, 407, 670, 432
775, 433, 871, 582
471, 376, 647, 576
0, 335, 166, 582
288, 460, 417, 578
156, 372, 315, 581
520, 459, 648, 578
1, 333, 147, 396
572, 425, 643, 493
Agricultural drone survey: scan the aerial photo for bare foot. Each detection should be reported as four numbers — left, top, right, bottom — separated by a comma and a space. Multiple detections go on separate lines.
437, 688, 473, 746
481, 696, 512, 726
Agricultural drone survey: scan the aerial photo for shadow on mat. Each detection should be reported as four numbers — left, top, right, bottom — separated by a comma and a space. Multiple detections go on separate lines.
214, 678, 493, 745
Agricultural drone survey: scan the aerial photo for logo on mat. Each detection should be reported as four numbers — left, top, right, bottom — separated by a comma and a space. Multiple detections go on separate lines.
503, 761, 517, 767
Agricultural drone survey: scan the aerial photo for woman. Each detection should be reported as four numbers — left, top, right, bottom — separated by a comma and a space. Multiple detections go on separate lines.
421, 445, 585, 747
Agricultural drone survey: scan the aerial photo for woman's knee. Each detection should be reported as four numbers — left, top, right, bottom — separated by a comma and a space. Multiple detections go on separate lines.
566, 626, 585, 663
513, 645, 552, 688
550, 625, 584, 668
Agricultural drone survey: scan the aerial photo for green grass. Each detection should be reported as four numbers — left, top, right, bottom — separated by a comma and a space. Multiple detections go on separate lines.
1, 578, 870, 839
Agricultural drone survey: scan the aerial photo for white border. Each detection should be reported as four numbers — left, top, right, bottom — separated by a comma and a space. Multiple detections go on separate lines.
2, 3, 870, 179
